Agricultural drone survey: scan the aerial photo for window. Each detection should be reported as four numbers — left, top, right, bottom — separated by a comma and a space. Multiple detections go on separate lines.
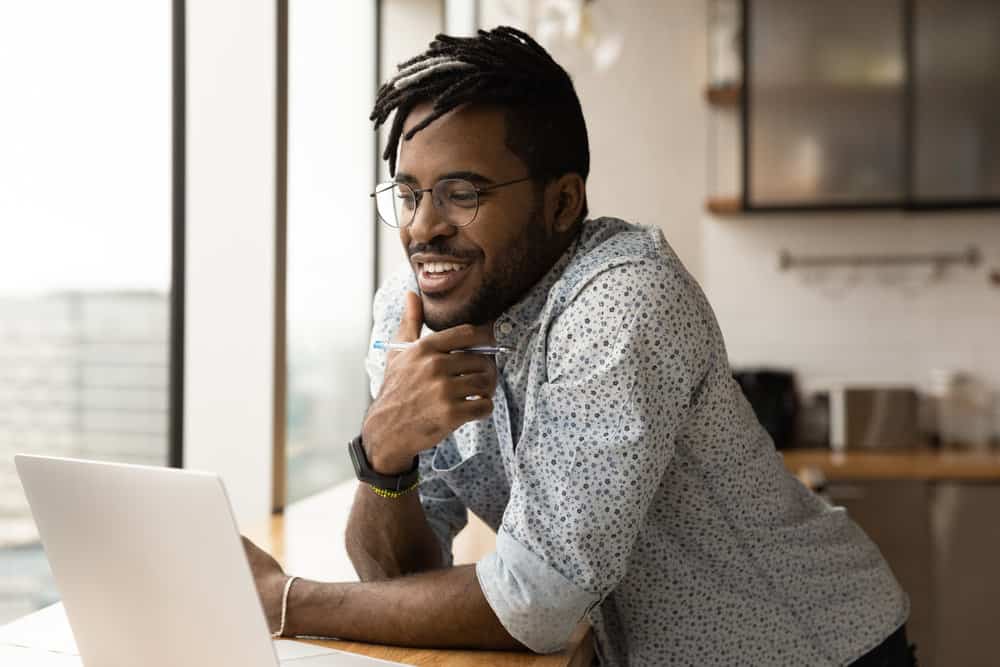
0, 1, 172, 623
284, 1, 377, 501
283, 0, 446, 503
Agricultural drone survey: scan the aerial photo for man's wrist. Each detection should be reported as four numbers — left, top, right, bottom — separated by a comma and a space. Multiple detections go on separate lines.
370, 451, 415, 477
285, 579, 345, 639
264, 571, 290, 634
359, 429, 413, 476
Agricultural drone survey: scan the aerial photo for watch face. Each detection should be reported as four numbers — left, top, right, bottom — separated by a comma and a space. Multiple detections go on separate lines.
348, 438, 366, 479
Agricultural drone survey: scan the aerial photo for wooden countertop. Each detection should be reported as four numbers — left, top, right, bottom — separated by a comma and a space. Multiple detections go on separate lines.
278, 624, 592, 667
782, 449, 1000, 482
244, 481, 594, 667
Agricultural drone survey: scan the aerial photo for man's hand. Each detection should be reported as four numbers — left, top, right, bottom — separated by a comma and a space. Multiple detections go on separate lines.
241, 536, 288, 635
362, 292, 498, 474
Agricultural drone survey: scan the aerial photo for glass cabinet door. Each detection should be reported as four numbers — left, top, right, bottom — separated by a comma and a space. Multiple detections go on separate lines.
746, 0, 906, 207
912, 0, 1000, 203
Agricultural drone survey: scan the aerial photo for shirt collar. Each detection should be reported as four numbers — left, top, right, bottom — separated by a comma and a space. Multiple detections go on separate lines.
501, 223, 585, 329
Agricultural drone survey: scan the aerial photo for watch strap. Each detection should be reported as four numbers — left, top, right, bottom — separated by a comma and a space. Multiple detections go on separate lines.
348, 435, 419, 496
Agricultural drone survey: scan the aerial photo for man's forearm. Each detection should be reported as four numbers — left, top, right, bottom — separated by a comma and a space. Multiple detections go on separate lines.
284, 564, 524, 650
344, 484, 443, 581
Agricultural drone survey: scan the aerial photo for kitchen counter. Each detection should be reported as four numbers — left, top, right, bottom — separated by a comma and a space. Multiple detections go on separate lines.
782, 449, 1000, 482
783, 449, 1000, 666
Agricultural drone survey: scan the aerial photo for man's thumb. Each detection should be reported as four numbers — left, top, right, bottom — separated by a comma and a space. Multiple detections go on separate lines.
395, 291, 423, 342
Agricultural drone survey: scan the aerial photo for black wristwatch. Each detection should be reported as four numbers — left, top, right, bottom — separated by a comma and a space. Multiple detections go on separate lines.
348, 435, 419, 498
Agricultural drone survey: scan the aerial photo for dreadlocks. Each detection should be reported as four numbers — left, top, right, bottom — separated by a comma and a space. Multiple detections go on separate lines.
371, 26, 589, 217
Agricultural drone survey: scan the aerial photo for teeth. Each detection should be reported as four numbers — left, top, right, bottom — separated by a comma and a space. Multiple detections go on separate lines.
423, 261, 466, 274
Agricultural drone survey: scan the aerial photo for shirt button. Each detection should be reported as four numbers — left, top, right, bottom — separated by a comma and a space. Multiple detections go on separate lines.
499, 321, 514, 335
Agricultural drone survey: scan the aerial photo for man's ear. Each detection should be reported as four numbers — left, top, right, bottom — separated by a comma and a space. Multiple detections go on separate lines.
545, 173, 586, 233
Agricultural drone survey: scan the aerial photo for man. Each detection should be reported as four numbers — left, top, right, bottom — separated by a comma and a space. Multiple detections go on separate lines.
243, 27, 914, 665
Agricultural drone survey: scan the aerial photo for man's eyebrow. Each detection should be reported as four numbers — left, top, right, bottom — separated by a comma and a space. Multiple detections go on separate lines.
393, 170, 495, 186
440, 170, 494, 185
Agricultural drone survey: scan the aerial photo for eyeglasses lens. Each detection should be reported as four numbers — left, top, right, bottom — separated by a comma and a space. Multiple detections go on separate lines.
374, 180, 480, 229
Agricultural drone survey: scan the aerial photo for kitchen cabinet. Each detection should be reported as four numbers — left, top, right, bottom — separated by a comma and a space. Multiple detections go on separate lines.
929, 484, 1000, 667
746, 1, 905, 207
822, 478, 1000, 667
824, 481, 935, 664
912, 0, 1000, 204
723, 0, 1000, 212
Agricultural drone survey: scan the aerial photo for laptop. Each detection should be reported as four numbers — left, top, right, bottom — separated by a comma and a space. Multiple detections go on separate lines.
13, 454, 407, 667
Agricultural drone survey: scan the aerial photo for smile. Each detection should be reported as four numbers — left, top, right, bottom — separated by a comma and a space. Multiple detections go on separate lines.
417, 260, 472, 295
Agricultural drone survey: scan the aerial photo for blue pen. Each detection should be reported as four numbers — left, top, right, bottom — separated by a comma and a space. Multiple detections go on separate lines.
372, 340, 512, 355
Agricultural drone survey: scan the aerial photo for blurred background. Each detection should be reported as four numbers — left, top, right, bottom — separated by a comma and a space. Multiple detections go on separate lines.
1, 1, 998, 665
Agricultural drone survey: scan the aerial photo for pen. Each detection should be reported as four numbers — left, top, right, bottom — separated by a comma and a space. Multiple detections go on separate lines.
372, 340, 512, 355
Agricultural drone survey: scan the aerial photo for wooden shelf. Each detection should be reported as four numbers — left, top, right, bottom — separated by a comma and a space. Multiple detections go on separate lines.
705, 83, 742, 107
705, 196, 744, 215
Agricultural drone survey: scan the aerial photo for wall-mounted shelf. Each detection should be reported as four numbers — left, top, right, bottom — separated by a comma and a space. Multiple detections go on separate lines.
706, 196, 743, 215
704, 83, 742, 108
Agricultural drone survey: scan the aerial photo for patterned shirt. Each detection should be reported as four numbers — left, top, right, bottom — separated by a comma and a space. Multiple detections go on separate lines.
366, 218, 908, 666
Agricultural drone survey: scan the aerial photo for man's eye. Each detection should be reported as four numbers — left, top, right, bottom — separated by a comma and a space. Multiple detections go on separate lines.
449, 190, 477, 206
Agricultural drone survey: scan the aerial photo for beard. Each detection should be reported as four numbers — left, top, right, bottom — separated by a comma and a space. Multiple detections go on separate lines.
419, 207, 554, 331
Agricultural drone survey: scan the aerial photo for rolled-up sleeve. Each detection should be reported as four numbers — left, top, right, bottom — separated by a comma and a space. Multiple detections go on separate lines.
476, 259, 713, 652
477, 528, 600, 653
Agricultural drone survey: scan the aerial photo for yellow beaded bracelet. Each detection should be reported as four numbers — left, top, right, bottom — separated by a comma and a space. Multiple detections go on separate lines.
366, 480, 419, 499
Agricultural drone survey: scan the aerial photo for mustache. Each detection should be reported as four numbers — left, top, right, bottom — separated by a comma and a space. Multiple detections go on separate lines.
407, 241, 480, 261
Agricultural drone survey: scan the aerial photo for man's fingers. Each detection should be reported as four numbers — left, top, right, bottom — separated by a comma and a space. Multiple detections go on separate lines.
434, 352, 498, 378
394, 291, 424, 343
453, 395, 494, 422
449, 374, 498, 400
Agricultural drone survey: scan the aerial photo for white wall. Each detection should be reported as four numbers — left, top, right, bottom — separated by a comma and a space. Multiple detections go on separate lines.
185, 0, 278, 527
702, 212, 1000, 413
479, 0, 708, 280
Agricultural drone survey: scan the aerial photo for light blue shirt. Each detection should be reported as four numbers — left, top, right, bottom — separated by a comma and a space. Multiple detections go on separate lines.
366, 218, 908, 666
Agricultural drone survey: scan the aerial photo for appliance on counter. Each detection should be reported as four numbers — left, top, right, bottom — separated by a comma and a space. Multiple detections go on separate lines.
732, 368, 799, 450
829, 386, 922, 451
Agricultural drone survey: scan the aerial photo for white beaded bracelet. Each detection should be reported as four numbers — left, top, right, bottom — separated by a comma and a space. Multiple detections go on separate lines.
271, 575, 299, 638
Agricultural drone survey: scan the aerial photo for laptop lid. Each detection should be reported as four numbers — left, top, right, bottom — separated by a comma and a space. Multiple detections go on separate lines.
14, 454, 280, 667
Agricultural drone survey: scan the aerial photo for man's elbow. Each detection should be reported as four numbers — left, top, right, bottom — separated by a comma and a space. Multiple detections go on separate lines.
344, 530, 444, 581
344, 530, 397, 581
484, 596, 584, 654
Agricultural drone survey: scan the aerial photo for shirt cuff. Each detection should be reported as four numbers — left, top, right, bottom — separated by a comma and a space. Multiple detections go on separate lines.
476, 527, 600, 654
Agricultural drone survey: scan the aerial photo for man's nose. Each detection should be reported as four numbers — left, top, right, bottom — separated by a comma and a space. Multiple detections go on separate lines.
407, 193, 455, 244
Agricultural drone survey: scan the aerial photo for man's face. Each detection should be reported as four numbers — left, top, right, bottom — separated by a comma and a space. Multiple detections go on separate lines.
396, 103, 553, 331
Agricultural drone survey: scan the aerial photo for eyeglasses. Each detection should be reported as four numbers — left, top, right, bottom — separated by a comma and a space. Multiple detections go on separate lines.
370, 176, 532, 229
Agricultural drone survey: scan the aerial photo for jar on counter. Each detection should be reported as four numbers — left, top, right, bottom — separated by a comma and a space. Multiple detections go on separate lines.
930, 370, 995, 451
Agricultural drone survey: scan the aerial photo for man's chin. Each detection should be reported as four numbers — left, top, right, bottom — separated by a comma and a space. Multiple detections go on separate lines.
421, 294, 493, 331
415, 295, 453, 331
422, 307, 470, 332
